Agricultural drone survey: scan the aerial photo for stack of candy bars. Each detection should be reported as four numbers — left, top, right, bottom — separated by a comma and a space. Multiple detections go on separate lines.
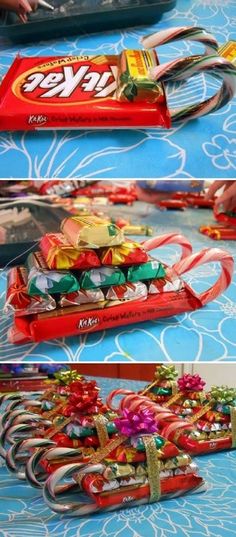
142, 367, 236, 455
42, 391, 206, 515
4, 215, 184, 344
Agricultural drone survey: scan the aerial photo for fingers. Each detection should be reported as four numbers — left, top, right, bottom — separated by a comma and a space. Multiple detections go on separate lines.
205, 180, 227, 199
214, 181, 236, 212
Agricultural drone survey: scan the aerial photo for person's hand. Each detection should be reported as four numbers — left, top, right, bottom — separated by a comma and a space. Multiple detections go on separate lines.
0, 0, 38, 23
135, 183, 172, 204
206, 180, 236, 213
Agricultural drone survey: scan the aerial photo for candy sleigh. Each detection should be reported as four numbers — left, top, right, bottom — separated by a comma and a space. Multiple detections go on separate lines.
42, 391, 206, 515
0, 26, 235, 131
10, 232, 234, 343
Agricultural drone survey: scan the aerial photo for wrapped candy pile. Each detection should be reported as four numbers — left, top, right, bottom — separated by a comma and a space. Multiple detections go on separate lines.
3, 215, 234, 344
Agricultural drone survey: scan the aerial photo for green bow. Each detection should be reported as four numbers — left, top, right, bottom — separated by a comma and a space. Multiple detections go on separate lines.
155, 365, 178, 381
210, 385, 236, 405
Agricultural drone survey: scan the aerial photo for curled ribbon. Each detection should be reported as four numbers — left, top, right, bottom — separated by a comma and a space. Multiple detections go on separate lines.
54, 370, 84, 385
155, 365, 178, 381
178, 374, 206, 392
210, 386, 236, 405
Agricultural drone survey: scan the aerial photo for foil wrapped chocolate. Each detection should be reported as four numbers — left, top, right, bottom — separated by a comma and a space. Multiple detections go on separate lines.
39, 233, 101, 270
127, 258, 165, 282
80, 267, 126, 290
116, 49, 163, 103
59, 288, 105, 307
4, 266, 56, 316
106, 281, 148, 301
61, 216, 124, 249
99, 241, 148, 266
27, 251, 79, 296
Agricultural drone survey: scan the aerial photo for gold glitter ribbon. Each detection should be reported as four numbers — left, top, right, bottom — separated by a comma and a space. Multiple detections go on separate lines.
142, 435, 161, 503
93, 415, 109, 448
187, 403, 212, 424
230, 407, 236, 448
163, 392, 183, 408
46, 417, 72, 439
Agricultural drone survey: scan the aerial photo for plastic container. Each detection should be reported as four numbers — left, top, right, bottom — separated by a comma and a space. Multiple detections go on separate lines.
0, 0, 176, 44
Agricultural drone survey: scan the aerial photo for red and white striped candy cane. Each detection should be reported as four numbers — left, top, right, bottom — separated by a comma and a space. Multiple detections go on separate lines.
172, 248, 234, 305
141, 26, 236, 121
142, 233, 192, 260
141, 26, 219, 56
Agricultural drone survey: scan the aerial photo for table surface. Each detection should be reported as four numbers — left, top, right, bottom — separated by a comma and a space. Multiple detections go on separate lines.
0, 376, 235, 537
0, 204, 235, 362
0, 0, 236, 179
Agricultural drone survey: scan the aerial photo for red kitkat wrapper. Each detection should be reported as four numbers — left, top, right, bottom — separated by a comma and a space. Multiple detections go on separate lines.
90, 474, 203, 509
99, 241, 149, 266
14, 285, 202, 342
39, 233, 101, 270
0, 55, 170, 131
4, 266, 56, 316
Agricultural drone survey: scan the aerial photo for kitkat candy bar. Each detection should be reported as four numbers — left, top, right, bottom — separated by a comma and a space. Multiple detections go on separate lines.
26, 252, 79, 296
4, 266, 56, 316
127, 258, 166, 282
99, 241, 148, 266
117, 50, 162, 103
39, 233, 101, 270
79, 267, 126, 290
0, 55, 170, 131
61, 216, 124, 249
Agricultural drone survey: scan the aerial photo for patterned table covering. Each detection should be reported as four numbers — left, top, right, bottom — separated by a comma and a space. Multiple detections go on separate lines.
0, 376, 235, 537
0, 0, 236, 179
0, 205, 235, 362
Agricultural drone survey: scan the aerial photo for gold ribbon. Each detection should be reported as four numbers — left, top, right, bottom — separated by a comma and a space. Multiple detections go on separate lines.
163, 392, 183, 408
230, 407, 236, 448
142, 435, 161, 503
47, 417, 72, 439
187, 403, 212, 424
93, 415, 109, 448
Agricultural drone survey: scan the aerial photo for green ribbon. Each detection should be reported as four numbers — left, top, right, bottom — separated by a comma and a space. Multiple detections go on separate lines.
155, 365, 178, 382
54, 370, 83, 385
210, 386, 236, 405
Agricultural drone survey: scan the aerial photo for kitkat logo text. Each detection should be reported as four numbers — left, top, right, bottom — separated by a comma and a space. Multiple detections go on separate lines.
12, 56, 118, 105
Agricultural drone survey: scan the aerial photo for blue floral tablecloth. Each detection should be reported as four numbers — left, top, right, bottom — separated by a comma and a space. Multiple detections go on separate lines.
0, 204, 236, 362
0, 0, 236, 179
0, 376, 235, 537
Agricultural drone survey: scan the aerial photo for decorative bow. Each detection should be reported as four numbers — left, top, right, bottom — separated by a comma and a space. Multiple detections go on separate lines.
63, 380, 107, 416
54, 370, 84, 385
178, 374, 205, 392
155, 365, 178, 381
114, 408, 158, 436
210, 386, 236, 405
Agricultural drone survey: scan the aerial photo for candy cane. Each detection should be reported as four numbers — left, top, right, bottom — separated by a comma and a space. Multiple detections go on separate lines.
26, 446, 84, 488
43, 462, 100, 515
150, 55, 236, 122
172, 248, 234, 305
142, 233, 192, 260
141, 26, 219, 56
6, 438, 55, 480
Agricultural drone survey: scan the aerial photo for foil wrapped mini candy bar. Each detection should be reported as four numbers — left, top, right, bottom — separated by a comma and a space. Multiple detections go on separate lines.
58, 288, 105, 307
61, 216, 124, 249
4, 266, 56, 316
149, 274, 183, 294
127, 258, 166, 282
106, 281, 147, 302
26, 252, 79, 296
79, 267, 126, 290
99, 241, 149, 266
117, 49, 162, 103
39, 233, 101, 270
